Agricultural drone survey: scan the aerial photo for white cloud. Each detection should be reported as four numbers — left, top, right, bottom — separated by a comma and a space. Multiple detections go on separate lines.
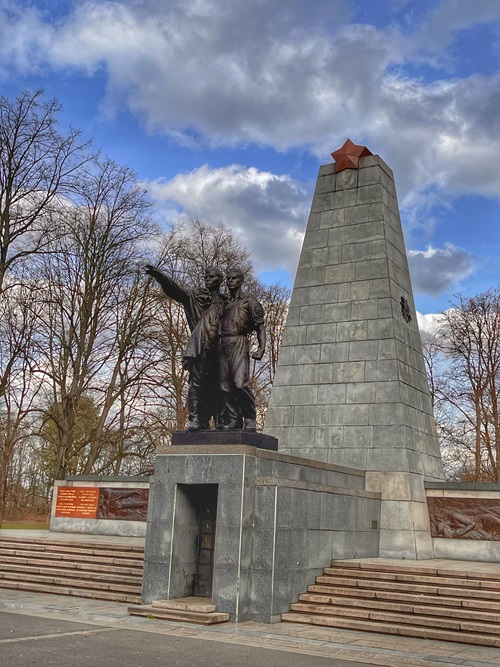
417, 311, 445, 336
411, 0, 500, 55
408, 243, 475, 295
1, 0, 499, 277
147, 164, 310, 275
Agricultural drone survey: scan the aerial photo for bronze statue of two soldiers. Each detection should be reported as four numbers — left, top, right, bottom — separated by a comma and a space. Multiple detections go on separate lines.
145, 265, 266, 432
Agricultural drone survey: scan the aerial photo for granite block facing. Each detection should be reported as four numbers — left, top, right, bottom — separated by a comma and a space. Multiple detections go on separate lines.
330, 449, 368, 470
331, 531, 358, 560
322, 208, 345, 229
144, 449, 380, 622
332, 360, 365, 383
379, 528, 417, 559
336, 167, 358, 190
248, 568, 275, 622
320, 342, 350, 363
272, 365, 304, 387
336, 320, 368, 341
291, 384, 319, 406
351, 280, 371, 300
299, 299, 325, 322
314, 426, 343, 449
317, 383, 347, 404
324, 301, 352, 322
349, 340, 378, 361
303, 362, 334, 384
307, 529, 334, 566
294, 404, 331, 426
212, 566, 240, 617
354, 529, 380, 556
281, 325, 308, 346
331, 188, 358, 210
214, 525, 243, 568
141, 560, 170, 604
343, 425, 374, 449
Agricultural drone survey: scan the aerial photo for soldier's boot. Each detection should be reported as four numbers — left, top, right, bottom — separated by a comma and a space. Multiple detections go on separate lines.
222, 394, 243, 430
243, 418, 256, 432
187, 387, 200, 431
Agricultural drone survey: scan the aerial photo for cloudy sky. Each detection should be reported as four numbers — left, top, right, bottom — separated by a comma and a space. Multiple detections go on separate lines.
1, 0, 499, 322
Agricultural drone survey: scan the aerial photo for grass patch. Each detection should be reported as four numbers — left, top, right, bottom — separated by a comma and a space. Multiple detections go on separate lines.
1, 522, 49, 530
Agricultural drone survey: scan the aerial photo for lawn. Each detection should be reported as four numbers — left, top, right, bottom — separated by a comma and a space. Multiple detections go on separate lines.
1, 522, 49, 530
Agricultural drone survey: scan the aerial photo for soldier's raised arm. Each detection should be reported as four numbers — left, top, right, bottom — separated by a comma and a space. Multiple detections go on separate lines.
145, 264, 190, 307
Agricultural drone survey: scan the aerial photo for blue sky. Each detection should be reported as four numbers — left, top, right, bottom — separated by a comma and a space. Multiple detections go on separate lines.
1, 0, 499, 326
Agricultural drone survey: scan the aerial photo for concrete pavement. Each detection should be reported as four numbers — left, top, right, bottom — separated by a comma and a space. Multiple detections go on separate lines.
0, 610, 375, 667
1, 588, 500, 667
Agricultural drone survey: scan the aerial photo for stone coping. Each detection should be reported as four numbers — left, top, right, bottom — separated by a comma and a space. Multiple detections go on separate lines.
0, 529, 145, 545
156, 444, 366, 477
425, 481, 500, 490
64, 475, 151, 482
254, 475, 381, 499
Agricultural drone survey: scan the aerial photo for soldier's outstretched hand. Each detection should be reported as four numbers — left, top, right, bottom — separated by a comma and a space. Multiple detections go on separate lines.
145, 264, 161, 278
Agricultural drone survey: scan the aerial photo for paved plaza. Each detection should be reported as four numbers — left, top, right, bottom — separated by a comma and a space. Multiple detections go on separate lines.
0, 587, 499, 667
2, 529, 500, 666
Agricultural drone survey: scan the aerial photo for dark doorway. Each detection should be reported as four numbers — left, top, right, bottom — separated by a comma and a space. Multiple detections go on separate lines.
194, 485, 218, 596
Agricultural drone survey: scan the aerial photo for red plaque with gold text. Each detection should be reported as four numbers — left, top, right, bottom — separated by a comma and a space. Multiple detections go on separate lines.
55, 487, 100, 518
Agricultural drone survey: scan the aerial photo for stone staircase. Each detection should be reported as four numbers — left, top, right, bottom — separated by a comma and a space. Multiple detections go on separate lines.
0, 534, 143, 603
282, 559, 500, 647
128, 597, 230, 624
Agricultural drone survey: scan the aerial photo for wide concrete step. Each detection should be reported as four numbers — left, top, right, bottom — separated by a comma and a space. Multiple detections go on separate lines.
315, 575, 500, 600
0, 536, 144, 552
323, 566, 500, 590
0, 541, 143, 559
152, 597, 217, 613
0, 579, 141, 603
0, 535, 144, 603
281, 612, 500, 647
0, 554, 143, 575
330, 560, 500, 583
283, 559, 500, 647
128, 598, 229, 625
298, 593, 500, 620
0, 570, 141, 593
306, 584, 500, 612
290, 602, 500, 634
0, 546, 143, 568
0, 562, 142, 585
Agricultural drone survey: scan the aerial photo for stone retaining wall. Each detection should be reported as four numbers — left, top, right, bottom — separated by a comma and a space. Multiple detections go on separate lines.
426, 482, 500, 561
50, 476, 151, 537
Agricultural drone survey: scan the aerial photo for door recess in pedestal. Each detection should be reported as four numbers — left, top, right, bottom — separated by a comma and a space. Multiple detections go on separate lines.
194, 485, 218, 597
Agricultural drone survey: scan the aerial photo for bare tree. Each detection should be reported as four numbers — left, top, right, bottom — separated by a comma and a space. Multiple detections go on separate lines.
0, 90, 92, 517
34, 157, 156, 480
0, 281, 43, 524
429, 289, 500, 481
0, 89, 90, 293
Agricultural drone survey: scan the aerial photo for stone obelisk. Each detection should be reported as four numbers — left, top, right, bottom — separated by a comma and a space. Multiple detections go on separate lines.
265, 140, 444, 558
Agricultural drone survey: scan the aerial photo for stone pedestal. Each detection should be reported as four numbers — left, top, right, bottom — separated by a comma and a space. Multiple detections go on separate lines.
171, 430, 278, 449
264, 153, 444, 558
142, 440, 380, 622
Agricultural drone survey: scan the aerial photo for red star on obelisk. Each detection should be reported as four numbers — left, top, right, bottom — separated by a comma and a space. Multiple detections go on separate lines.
331, 139, 373, 172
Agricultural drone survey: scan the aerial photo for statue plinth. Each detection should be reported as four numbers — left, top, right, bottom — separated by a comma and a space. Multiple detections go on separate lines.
171, 430, 278, 450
